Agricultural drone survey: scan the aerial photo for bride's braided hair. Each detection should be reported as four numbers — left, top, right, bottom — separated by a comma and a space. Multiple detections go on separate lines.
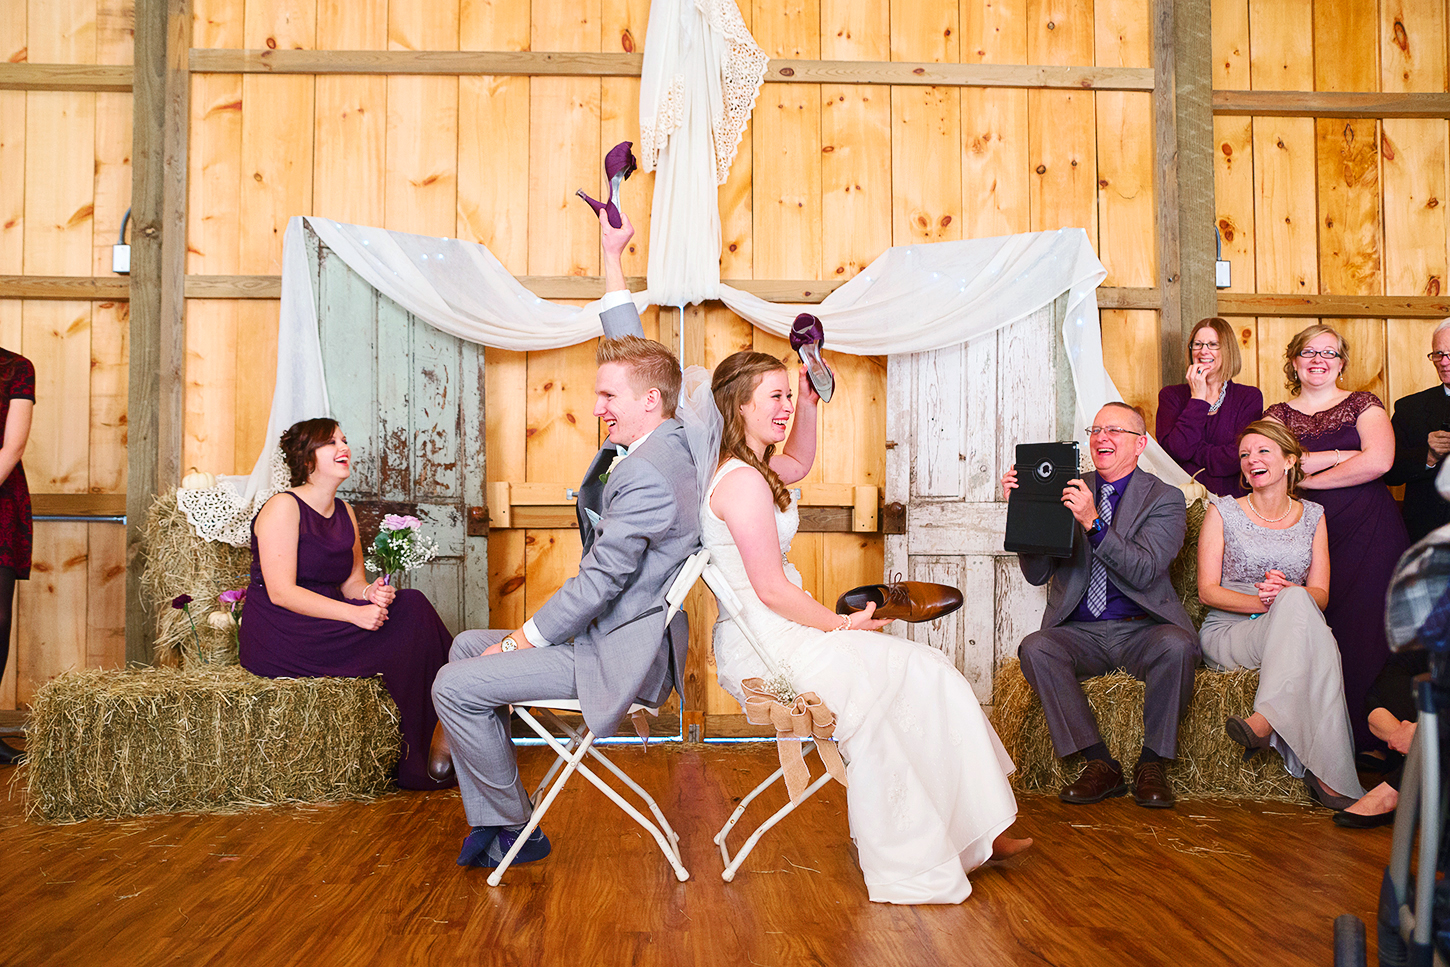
711, 351, 793, 512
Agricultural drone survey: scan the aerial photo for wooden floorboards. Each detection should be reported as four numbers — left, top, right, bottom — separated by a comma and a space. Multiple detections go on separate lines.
1, 741, 1388, 967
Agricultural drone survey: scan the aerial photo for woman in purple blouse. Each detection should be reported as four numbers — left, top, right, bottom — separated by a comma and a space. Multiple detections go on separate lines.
1156, 317, 1264, 496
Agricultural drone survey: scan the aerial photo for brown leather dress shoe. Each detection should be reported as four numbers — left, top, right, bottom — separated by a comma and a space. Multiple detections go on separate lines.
834, 581, 964, 623
428, 722, 455, 783
1132, 760, 1175, 808
1059, 759, 1128, 804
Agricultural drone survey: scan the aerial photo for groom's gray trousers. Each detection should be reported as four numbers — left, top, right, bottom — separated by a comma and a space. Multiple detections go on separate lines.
432, 630, 580, 827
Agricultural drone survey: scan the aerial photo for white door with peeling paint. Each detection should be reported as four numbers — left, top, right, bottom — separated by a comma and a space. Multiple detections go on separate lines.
309, 227, 489, 635
883, 297, 1072, 704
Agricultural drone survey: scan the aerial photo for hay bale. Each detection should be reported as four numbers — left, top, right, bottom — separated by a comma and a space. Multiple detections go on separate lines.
24, 667, 401, 823
991, 658, 1312, 804
1169, 496, 1209, 631
140, 491, 252, 668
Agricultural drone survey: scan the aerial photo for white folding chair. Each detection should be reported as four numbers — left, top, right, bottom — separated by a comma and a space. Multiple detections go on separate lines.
702, 561, 841, 882
487, 548, 710, 886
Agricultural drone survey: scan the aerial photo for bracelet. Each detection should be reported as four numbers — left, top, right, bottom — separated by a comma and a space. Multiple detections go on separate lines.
833, 613, 851, 633
1334, 449, 1342, 467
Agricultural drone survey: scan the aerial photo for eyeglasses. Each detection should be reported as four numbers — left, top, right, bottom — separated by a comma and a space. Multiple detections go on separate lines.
1429, 352, 1450, 362
1296, 348, 1342, 360
1190, 341, 1220, 352
1086, 426, 1144, 437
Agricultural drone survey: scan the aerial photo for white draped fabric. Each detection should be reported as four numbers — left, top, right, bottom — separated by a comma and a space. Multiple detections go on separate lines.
175, 0, 1184, 546
637, 0, 768, 308
177, 214, 1186, 546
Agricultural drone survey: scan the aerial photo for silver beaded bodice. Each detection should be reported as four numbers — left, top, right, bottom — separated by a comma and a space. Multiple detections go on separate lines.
1213, 493, 1323, 588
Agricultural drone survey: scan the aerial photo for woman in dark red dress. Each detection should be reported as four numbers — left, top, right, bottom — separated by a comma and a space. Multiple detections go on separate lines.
0, 348, 33, 766
1265, 325, 1408, 753
239, 418, 456, 789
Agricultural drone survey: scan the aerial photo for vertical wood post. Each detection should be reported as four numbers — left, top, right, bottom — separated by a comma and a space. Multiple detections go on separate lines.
127, 0, 191, 663
675, 304, 707, 741
1153, 0, 1216, 386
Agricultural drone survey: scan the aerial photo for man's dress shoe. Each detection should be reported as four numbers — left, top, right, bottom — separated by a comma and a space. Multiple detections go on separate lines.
1059, 759, 1128, 804
834, 581, 964, 623
427, 723, 455, 783
1132, 760, 1175, 808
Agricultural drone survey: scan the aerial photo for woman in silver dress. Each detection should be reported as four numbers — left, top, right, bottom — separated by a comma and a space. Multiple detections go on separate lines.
1196, 419, 1364, 807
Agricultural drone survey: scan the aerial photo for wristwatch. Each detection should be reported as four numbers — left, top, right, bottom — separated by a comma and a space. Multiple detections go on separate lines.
499, 635, 519, 652
1088, 517, 1107, 536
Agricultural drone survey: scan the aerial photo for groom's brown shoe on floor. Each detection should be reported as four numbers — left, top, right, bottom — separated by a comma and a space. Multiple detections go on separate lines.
428, 722, 455, 783
834, 581, 964, 623
1132, 760, 1175, 808
1059, 759, 1128, 804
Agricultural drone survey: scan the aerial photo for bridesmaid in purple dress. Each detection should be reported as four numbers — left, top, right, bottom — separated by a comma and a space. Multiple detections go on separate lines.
1156, 317, 1264, 496
240, 418, 456, 790
1265, 325, 1408, 753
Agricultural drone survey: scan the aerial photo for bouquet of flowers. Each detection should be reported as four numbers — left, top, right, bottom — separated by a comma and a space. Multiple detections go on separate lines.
365, 514, 439, 583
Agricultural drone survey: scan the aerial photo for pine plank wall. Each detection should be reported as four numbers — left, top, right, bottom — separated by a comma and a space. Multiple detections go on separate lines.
1, 0, 1448, 725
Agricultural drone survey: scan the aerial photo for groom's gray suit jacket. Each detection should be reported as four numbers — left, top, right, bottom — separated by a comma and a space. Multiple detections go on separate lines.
531, 299, 700, 736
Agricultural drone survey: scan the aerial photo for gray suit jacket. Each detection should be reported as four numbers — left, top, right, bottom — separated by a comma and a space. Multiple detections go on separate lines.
1017, 467, 1195, 635
532, 298, 701, 736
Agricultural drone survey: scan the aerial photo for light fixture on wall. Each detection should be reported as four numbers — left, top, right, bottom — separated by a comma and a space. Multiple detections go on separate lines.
1215, 225, 1230, 289
113, 208, 131, 275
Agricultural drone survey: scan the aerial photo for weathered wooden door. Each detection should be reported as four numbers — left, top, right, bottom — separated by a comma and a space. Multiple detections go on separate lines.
883, 296, 1072, 704
309, 226, 489, 635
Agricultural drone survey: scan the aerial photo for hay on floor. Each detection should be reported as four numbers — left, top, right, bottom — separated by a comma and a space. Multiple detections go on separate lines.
991, 658, 1312, 804
140, 491, 253, 668
24, 666, 401, 823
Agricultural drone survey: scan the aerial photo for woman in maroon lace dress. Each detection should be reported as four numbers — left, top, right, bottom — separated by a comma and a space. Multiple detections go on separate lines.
240, 418, 456, 789
1265, 325, 1407, 752
0, 348, 33, 766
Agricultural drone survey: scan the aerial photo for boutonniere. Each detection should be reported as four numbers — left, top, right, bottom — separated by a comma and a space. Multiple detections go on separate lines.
600, 452, 626, 483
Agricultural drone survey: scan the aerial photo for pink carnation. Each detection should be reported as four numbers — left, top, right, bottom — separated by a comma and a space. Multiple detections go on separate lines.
219, 587, 246, 608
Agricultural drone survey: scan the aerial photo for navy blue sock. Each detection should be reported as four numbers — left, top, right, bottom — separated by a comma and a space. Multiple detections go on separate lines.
457, 826, 500, 866
1080, 741, 1116, 768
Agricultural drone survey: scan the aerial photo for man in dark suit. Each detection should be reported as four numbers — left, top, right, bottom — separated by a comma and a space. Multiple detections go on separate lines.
1385, 320, 1450, 543
1002, 402, 1200, 809
433, 210, 701, 869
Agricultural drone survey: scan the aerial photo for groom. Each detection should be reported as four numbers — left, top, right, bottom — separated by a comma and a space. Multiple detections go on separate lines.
432, 210, 701, 868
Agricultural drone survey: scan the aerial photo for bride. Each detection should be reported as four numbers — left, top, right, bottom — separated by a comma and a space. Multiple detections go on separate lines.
701, 350, 1029, 904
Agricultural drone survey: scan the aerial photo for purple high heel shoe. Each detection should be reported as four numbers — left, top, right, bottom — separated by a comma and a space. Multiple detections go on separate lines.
790, 312, 835, 402
577, 141, 638, 229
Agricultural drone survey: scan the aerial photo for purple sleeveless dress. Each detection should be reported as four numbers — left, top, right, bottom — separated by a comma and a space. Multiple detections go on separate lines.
1267, 393, 1410, 752
239, 492, 455, 789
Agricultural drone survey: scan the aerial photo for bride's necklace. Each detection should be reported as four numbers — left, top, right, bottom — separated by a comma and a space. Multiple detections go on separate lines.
1247, 494, 1293, 523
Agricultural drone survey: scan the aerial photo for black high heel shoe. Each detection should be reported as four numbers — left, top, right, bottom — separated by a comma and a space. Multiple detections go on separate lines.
1224, 715, 1271, 762
789, 313, 834, 402
0, 736, 25, 766
576, 141, 637, 229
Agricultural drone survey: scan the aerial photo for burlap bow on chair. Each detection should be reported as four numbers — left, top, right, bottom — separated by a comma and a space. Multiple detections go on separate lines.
741, 678, 848, 803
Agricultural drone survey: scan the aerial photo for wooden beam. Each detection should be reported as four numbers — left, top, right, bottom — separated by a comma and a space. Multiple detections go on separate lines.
32, 494, 129, 516
0, 63, 134, 92
1098, 286, 1163, 310
187, 49, 1154, 91
766, 61, 1154, 90
0, 276, 131, 299
1216, 294, 1450, 318
190, 49, 645, 76
1174, 0, 1217, 350
128, 0, 192, 666
1152, 0, 1183, 386
1213, 90, 1450, 118
15, 277, 1443, 319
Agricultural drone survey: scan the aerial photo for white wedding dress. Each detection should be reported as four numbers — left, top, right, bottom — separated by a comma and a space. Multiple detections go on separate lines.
702, 460, 1020, 904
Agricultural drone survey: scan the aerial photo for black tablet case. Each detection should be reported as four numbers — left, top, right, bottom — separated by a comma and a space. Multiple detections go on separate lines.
1004, 442, 1081, 557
